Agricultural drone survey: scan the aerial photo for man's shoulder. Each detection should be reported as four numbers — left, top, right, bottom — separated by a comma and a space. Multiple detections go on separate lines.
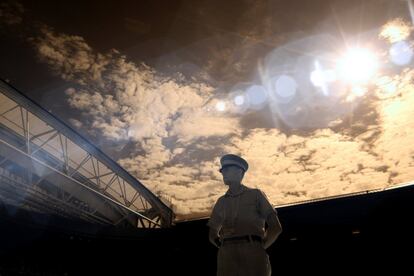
215, 194, 227, 204
244, 187, 271, 201
217, 194, 226, 200
243, 185, 262, 194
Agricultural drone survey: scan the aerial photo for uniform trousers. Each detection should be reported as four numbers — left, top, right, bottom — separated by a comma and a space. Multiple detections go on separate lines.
217, 240, 271, 276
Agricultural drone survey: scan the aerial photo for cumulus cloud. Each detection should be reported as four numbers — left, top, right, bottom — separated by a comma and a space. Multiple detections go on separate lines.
373, 70, 414, 185
32, 25, 244, 218
26, 16, 414, 221
68, 118, 83, 128
380, 18, 412, 43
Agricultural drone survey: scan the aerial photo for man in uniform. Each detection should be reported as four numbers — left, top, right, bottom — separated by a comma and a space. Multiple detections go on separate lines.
207, 154, 282, 276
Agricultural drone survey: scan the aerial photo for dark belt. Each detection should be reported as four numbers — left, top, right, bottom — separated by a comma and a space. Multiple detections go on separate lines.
221, 235, 262, 245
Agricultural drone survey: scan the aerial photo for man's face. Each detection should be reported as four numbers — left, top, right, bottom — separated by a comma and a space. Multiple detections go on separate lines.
220, 165, 244, 185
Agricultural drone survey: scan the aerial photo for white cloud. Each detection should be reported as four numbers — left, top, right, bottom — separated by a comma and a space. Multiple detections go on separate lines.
32, 23, 414, 221
68, 118, 83, 128
32, 26, 244, 219
227, 127, 389, 205
373, 70, 414, 185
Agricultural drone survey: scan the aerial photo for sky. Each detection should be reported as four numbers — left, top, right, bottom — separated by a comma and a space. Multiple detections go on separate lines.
1, 0, 414, 221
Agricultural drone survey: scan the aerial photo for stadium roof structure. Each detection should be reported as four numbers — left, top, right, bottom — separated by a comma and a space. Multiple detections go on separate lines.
0, 79, 174, 229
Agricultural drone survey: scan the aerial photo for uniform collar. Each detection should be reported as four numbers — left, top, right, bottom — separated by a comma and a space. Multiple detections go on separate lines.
225, 184, 248, 197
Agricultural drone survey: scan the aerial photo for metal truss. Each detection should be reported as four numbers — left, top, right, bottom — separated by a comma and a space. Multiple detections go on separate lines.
0, 80, 174, 228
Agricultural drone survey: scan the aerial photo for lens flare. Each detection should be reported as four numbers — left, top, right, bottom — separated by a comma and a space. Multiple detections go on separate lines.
336, 48, 378, 84
215, 101, 226, 111
310, 68, 336, 94
389, 41, 413, 66
246, 85, 267, 108
275, 75, 297, 98
234, 95, 245, 106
